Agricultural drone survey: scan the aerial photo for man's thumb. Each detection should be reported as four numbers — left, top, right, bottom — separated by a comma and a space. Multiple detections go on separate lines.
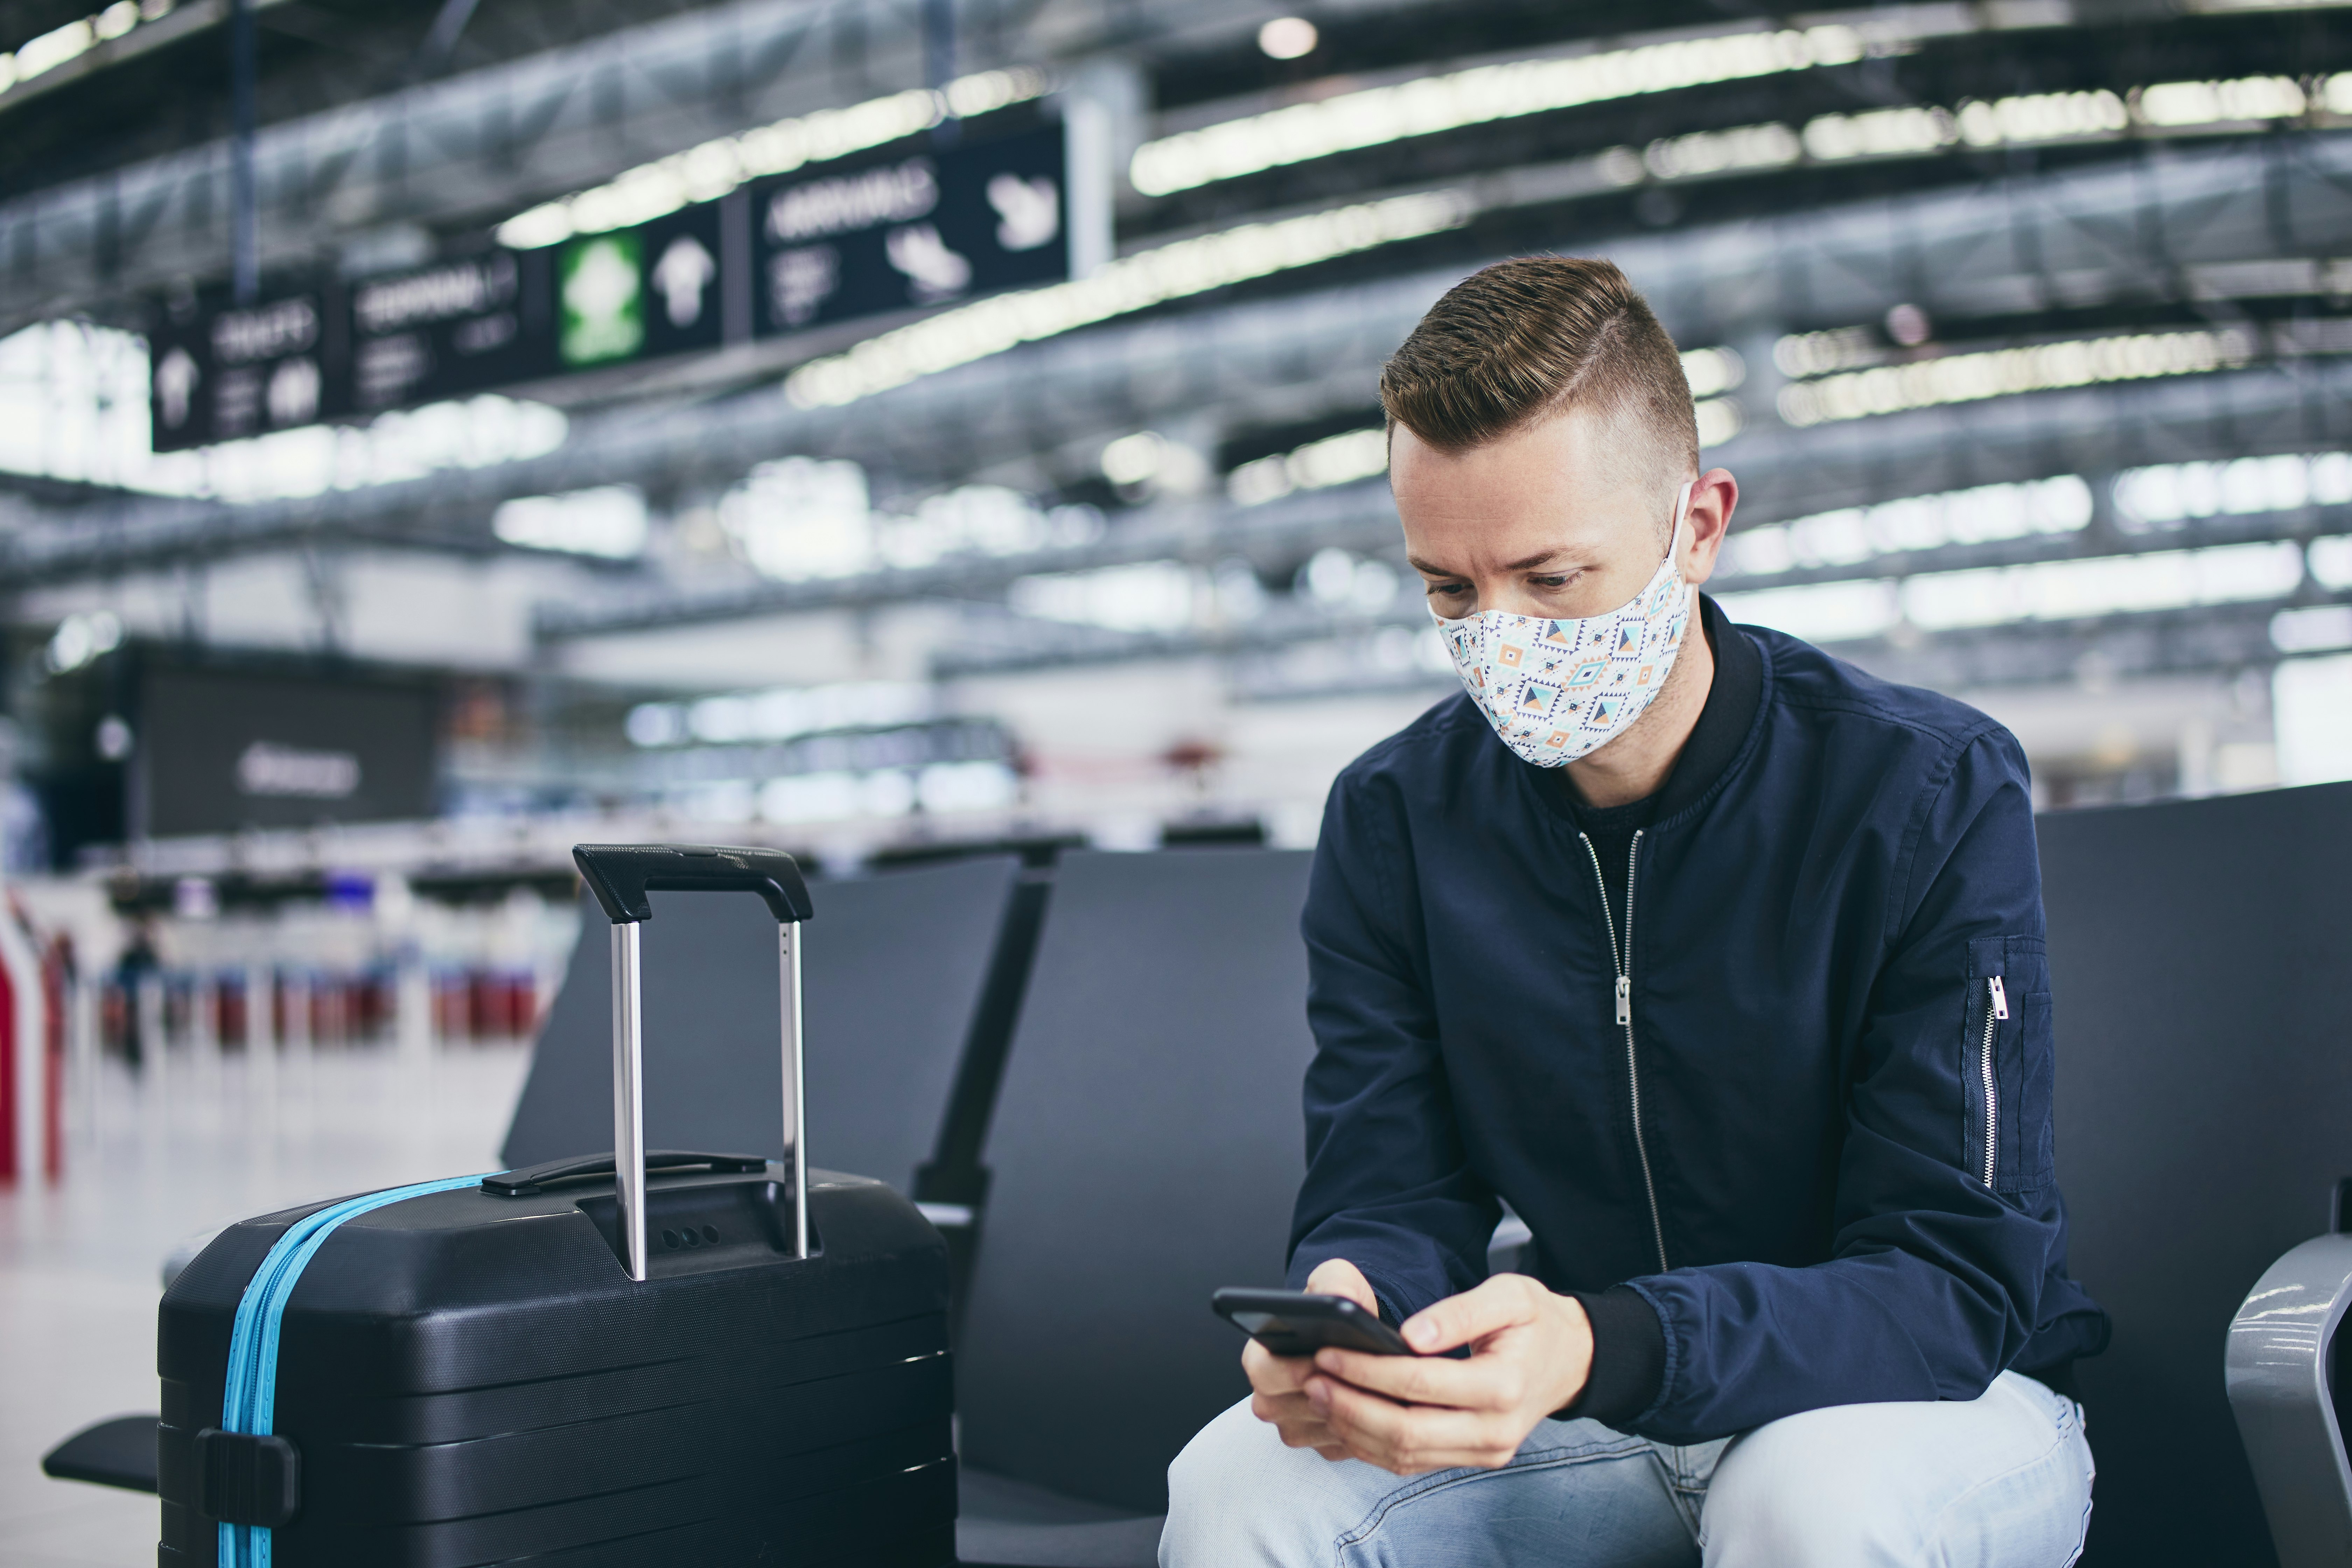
1306, 1258, 1378, 1315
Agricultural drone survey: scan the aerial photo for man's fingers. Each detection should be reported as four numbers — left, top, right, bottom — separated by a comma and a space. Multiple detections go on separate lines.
1311, 1376, 1524, 1474
1314, 1341, 1525, 1410
1243, 1339, 1316, 1395
1399, 1274, 1541, 1353
1253, 1390, 1341, 1451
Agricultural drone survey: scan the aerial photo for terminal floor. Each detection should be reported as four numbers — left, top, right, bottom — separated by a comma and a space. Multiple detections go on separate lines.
0, 1043, 532, 1568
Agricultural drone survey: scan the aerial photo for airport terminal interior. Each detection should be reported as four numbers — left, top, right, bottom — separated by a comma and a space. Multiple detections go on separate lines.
1, 0, 2351, 1563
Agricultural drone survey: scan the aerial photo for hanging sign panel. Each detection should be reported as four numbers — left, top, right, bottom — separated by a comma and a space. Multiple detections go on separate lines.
346, 248, 558, 413
554, 199, 731, 371
148, 281, 347, 454
751, 122, 1069, 337
149, 122, 1076, 448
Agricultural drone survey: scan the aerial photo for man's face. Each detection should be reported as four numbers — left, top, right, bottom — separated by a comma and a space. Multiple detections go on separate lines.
1393, 407, 1724, 621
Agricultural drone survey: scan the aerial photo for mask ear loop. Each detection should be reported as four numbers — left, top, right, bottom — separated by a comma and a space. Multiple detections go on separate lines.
1667, 480, 1695, 563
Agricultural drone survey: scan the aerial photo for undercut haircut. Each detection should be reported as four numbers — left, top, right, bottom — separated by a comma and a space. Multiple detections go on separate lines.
1380, 257, 1700, 509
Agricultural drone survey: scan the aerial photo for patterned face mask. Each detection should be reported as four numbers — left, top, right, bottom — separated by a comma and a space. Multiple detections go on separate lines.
1433, 481, 1695, 768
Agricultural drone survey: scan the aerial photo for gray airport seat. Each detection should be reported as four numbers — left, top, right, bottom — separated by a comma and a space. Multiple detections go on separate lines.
949, 848, 1317, 1568
2228, 1222, 2352, 1567
502, 854, 1023, 1193
2040, 778, 2352, 1566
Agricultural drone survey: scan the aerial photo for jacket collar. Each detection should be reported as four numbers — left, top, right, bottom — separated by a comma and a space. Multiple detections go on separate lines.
1547, 592, 1764, 827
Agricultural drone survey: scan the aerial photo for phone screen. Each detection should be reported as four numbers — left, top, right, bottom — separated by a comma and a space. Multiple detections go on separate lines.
1211, 1288, 1416, 1357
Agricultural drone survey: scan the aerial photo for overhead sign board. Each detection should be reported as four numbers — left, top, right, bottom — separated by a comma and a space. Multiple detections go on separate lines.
148, 122, 1073, 450
752, 122, 1068, 335
347, 248, 557, 412
149, 282, 348, 453
557, 199, 730, 370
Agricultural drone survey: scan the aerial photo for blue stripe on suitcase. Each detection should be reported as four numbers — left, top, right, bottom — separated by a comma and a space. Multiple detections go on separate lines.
217, 1174, 492, 1568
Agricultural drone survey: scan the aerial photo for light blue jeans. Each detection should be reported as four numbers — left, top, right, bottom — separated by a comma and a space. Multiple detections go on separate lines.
1161, 1371, 2093, 1567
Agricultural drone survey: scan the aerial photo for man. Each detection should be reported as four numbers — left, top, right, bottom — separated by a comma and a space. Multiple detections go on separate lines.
1161, 258, 2108, 1566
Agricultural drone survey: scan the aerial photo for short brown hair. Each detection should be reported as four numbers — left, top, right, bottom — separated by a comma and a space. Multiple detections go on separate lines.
1380, 257, 1697, 496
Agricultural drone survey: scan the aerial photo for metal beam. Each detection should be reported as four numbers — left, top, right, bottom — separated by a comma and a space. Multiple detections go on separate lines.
1175, 589, 2352, 708
0, 0, 920, 334
922, 507, 2352, 678
13, 335, 2350, 606
524, 357, 2352, 638
0, 0, 1431, 337
1216, 593, 2352, 706
11, 133, 2352, 595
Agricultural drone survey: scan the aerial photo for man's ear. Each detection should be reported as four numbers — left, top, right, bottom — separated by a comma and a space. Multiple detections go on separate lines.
1681, 468, 1738, 587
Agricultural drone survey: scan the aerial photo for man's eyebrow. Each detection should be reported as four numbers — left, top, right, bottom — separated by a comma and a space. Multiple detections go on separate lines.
1408, 548, 1572, 576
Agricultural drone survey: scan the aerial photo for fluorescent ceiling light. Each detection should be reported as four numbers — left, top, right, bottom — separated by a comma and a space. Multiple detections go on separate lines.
1774, 328, 1883, 378
1795, 76, 2306, 169
1902, 540, 2304, 629
1722, 539, 2308, 642
1679, 346, 1745, 398
1100, 430, 1170, 486
628, 681, 938, 749
1726, 477, 2091, 577
1693, 397, 1744, 449
786, 190, 1470, 408
2311, 533, 2352, 589
11, 19, 94, 82
1259, 17, 1318, 60
47, 610, 123, 673
1228, 427, 1390, 506
2114, 451, 2352, 530
0, 320, 568, 500
1137, 39, 2335, 204
1008, 560, 1200, 632
2272, 602, 2352, 653
0, 2, 214, 103
497, 67, 1050, 249
1777, 329, 2255, 426
1642, 122, 1801, 180
719, 455, 1101, 580
2140, 75, 2306, 125
1129, 26, 1867, 197
1716, 579, 1903, 643
491, 485, 649, 558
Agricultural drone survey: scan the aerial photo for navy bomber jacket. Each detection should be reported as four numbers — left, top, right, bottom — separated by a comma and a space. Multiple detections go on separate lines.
1287, 594, 2110, 1444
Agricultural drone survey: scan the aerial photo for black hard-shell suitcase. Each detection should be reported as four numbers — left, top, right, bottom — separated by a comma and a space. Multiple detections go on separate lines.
157, 844, 958, 1567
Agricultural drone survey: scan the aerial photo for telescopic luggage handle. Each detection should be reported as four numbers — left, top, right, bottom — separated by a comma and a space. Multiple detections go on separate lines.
574, 842, 814, 924
571, 844, 816, 1281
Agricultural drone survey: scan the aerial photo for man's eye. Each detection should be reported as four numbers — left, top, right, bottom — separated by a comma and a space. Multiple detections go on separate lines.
1530, 575, 1572, 590
1426, 581, 1470, 597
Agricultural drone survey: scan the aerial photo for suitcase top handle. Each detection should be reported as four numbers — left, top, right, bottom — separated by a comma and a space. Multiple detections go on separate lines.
573, 842, 815, 1281
572, 843, 814, 926
482, 1149, 769, 1198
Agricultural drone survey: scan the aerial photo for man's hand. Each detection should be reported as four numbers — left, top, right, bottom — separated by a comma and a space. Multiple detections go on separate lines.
1253, 1271, 1597, 1475
1242, 1259, 1379, 1459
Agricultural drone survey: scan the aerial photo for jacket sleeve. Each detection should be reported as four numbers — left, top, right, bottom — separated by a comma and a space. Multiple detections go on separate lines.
1286, 765, 1501, 1323
1622, 725, 2068, 1443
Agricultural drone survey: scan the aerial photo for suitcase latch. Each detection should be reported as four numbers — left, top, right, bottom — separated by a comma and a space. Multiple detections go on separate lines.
195, 1428, 301, 1527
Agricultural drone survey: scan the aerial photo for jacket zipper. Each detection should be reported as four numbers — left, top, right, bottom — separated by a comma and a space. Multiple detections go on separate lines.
1980, 974, 2008, 1189
1581, 831, 1671, 1274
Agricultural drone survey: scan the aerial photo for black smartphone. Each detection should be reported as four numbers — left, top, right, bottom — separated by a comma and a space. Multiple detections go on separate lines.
1212, 1287, 1417, 1357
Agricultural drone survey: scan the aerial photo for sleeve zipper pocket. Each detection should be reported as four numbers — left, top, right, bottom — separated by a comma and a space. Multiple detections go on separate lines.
1980, 975, 2008, 1188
